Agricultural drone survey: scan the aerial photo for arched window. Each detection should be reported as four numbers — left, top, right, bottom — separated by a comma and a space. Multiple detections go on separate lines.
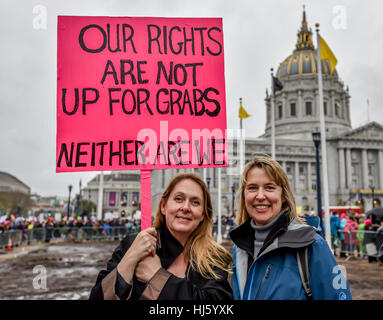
290, 103, 296, 117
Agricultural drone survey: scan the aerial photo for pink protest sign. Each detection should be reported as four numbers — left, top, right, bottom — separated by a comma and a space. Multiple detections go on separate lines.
56, 16, 228, 172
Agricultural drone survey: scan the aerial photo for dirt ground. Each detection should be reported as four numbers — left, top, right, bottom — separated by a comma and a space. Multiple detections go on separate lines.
0, 240, 119, 300
0, 240, 382, 300
335, 256, 383, 300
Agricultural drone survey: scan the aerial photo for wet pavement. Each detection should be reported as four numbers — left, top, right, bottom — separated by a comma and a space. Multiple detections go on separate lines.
0, 240, 119, 300
1, 240, 382, 300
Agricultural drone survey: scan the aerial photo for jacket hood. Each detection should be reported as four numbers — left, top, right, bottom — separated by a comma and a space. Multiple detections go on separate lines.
230, 211, 316, 261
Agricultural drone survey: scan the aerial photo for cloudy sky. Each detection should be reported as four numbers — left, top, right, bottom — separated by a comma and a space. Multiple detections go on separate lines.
1, 0, 382, 197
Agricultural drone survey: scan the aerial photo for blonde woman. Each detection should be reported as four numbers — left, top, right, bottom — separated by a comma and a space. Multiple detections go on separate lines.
230, 156, 351, 300
90, 173, 232, 300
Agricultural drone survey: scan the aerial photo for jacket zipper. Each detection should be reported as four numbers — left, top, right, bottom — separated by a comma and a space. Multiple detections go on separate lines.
254, 264, 272, 300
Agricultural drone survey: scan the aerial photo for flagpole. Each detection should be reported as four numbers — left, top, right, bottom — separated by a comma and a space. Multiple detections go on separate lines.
239, 98, 244, 175
270, 68, 276, 160
315, 23, 331, 249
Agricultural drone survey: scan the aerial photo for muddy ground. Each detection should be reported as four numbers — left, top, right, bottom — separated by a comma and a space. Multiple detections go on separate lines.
0, 240, 382, 300
335, 256, 383, 300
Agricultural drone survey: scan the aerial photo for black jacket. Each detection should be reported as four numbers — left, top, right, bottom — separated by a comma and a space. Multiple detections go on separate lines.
89, 224, 233, 300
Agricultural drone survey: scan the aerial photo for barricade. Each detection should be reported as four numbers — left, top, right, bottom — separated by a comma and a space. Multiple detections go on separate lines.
334, 229, 382, 261
0, 226, 138, 251
0, 229, 22, 250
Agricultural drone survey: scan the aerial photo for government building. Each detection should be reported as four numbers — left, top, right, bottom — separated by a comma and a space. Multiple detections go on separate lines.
86, 9, 383, 220
151, 8, 383, 217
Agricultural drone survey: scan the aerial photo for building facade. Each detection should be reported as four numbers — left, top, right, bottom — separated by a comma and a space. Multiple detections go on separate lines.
0, 171, 30, 194
83, 171, 141, 218
151, 8, 383, 217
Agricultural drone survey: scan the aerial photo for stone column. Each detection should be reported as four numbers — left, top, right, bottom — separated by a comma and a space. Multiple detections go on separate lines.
266, 101, 270, 124
329, 91, 334, 117
378, 150, 383, 189
298, 90, 303, 119
314, 89, 318, 117
345, 148, 352, 188
362, 149, 369, 188
342, 95, 348, 120
346, 95, 351, 121
338, 148, 346, 189
282, 92, 287, 116
281, 161, 287, 172
307, 162, 312, 194
295, 162, 299, 192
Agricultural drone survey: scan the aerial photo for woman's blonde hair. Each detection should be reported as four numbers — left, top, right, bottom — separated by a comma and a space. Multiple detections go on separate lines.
236, 156, 300, 226
154, 173, 232, 279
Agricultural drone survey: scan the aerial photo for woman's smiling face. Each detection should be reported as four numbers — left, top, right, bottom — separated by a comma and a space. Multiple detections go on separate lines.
244, 166, 284, 226
161, 178, 204, 245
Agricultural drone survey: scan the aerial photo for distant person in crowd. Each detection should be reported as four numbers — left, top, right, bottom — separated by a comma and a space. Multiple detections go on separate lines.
303, 210, 322, 235
376, 220, 383, 266
103, 219, 111, 238
330, 212, 341, 256
343, 216, 359, 257
363, 219, 378, 263
230, 156, 351, 300
89, 173, 232, 300
44, 218, 54, 243
357, 217, 366, 258
339, 213, 348, 257
84, 218, 94, 240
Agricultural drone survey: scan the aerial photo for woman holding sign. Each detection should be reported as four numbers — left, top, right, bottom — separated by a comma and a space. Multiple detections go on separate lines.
89, 173, 232, 300
230, 156, 352, 300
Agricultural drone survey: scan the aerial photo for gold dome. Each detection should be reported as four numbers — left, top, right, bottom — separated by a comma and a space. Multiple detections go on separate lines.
277, 50, 338, 79
277, 6, 338, 79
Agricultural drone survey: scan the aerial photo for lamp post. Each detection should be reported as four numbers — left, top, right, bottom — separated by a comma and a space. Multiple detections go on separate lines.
371, 185, 375, 209
312, 131, 323, 236
67, 184, 73, 217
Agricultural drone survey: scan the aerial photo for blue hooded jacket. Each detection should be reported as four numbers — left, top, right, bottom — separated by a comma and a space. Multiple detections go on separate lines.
230, 212, 352, 300
330, 215, 341, 236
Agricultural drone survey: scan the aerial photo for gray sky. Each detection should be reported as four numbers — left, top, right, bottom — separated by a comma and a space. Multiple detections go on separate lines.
1, 0, 382, 197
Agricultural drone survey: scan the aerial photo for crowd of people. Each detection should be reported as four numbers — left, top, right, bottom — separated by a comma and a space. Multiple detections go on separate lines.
330, 212, 383, 264
1, 209, 383, 265
0, 214, 142, 246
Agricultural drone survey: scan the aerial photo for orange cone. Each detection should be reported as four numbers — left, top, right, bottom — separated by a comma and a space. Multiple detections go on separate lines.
7, 237, 13, 251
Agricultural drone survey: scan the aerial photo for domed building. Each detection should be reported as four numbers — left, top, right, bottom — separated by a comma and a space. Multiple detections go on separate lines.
249, 7, 383, 213
0, 171, 30, 194
263, 8, 351, 141
150, 8, 383, 218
